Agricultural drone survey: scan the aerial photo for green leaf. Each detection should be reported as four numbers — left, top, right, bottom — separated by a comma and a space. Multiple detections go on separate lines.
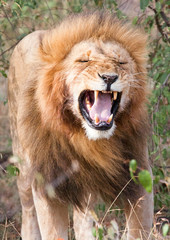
130, 159, 137, 172
155, 155, 160, 161
156, 2, 161, 12
93, 0, 103, 7
153, 175, 160, 184
132, 16, 138, 25
138, 170, 152, 193
162, 148, 167, 160
92, 226, 104, 240
98, 227, 104, 240
140, 0, 150, 10
94, 0, 99, 5
162, 223, 169, 236
99, 203, 105, 212
6, 165, 20, 176
92, 227, 96, 237
0, 70, 7, 78
160, 72, 169, 84
152, 135, 159, 146
17, 33, 27, 41
129, 160, 138, 184
3, 99, 8, 105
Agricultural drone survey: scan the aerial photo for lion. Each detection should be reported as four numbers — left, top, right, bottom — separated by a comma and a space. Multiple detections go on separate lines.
8, 11, 153, 240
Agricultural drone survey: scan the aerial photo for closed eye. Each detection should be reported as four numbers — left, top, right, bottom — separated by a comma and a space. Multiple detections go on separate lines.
79, 60, 89, 62
112, 58, 127, 65
119, 62, 127, 64
76, 59, 90, 63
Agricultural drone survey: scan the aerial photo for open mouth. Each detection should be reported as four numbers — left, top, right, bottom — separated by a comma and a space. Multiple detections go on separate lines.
78, 90, 122, 130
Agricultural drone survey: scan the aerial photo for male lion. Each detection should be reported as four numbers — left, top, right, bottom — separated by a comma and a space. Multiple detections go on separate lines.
8, 11, 153, 240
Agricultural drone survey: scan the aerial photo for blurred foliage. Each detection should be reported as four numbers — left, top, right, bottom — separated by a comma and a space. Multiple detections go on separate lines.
0, 0, 169, 239
129, 159, 153, 193
6, 164, 19, 176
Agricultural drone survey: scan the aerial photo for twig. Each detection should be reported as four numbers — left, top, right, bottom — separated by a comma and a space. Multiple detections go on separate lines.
2, 217, 7, 240
1, 4, 14, 30
77, 194, 91, 239
0, 164, 7, 173
160, 11, 170, 27
148, 5, 169, 42
127, 198, 148, 240
156, 0, 170, 27
0, 3, 18, 36
9, 220, 21, 237
155, 165, 170, 169
101, 178, 132, 225
0, 40, 20, 57
118, 0, 129, 9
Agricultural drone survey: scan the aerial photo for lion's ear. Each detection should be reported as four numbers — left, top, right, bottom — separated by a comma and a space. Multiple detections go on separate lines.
36, 66, 66, 130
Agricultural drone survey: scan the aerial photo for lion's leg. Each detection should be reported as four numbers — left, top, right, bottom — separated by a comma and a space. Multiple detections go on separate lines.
73, 208, 95, 240
17, 177, 41, 240
32, 186, 68, 240
124, 188, 153, 240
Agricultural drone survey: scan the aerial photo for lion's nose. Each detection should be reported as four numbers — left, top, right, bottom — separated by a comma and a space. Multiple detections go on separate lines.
101, 74, 118, 85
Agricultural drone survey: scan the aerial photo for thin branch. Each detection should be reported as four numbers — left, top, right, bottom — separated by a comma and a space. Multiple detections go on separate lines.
101, 178, 132, 225
148, 5, 169, 43
0, 4, 14, 30
155, 165, 170, 169
118, 0, 129, 9
0, 40, 20, 57
160, 11, 170, 27
8, 221, 21, 237
0, 3, 18, 35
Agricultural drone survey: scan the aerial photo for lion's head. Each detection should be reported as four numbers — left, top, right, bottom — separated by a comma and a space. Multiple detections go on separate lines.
64, 40, 137, 140
36, 11, 147, 141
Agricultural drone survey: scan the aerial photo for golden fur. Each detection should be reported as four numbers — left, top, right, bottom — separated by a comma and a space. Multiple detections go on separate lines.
8, 11, 153, 240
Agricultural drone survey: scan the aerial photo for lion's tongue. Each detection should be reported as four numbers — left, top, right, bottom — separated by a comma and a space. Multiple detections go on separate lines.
89, 92, 112, 122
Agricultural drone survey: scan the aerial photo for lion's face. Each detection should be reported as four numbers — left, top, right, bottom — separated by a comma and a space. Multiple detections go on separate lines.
64, 40, 136, 140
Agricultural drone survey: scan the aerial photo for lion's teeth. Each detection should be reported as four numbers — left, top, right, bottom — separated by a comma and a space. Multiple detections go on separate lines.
95, 114, 100, 124
113, 92, 117, 100
87, 104, 91, 111
95, 90, 99, 102
85, 97, 91, 111
107, 114, 113, 124
85, 97, 90, 104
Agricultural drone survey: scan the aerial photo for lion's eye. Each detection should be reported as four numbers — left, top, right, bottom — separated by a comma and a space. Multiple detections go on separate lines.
119, 62, 127, 65
77, 60, 89, 63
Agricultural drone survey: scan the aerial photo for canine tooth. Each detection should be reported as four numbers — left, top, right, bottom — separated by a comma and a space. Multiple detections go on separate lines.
95, 114, 100, 124
113, 92, 118, 100
85, 97, 90, 104
95, 90, 99, 102
87, 104, 91, 111
107, 114, 113, 123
